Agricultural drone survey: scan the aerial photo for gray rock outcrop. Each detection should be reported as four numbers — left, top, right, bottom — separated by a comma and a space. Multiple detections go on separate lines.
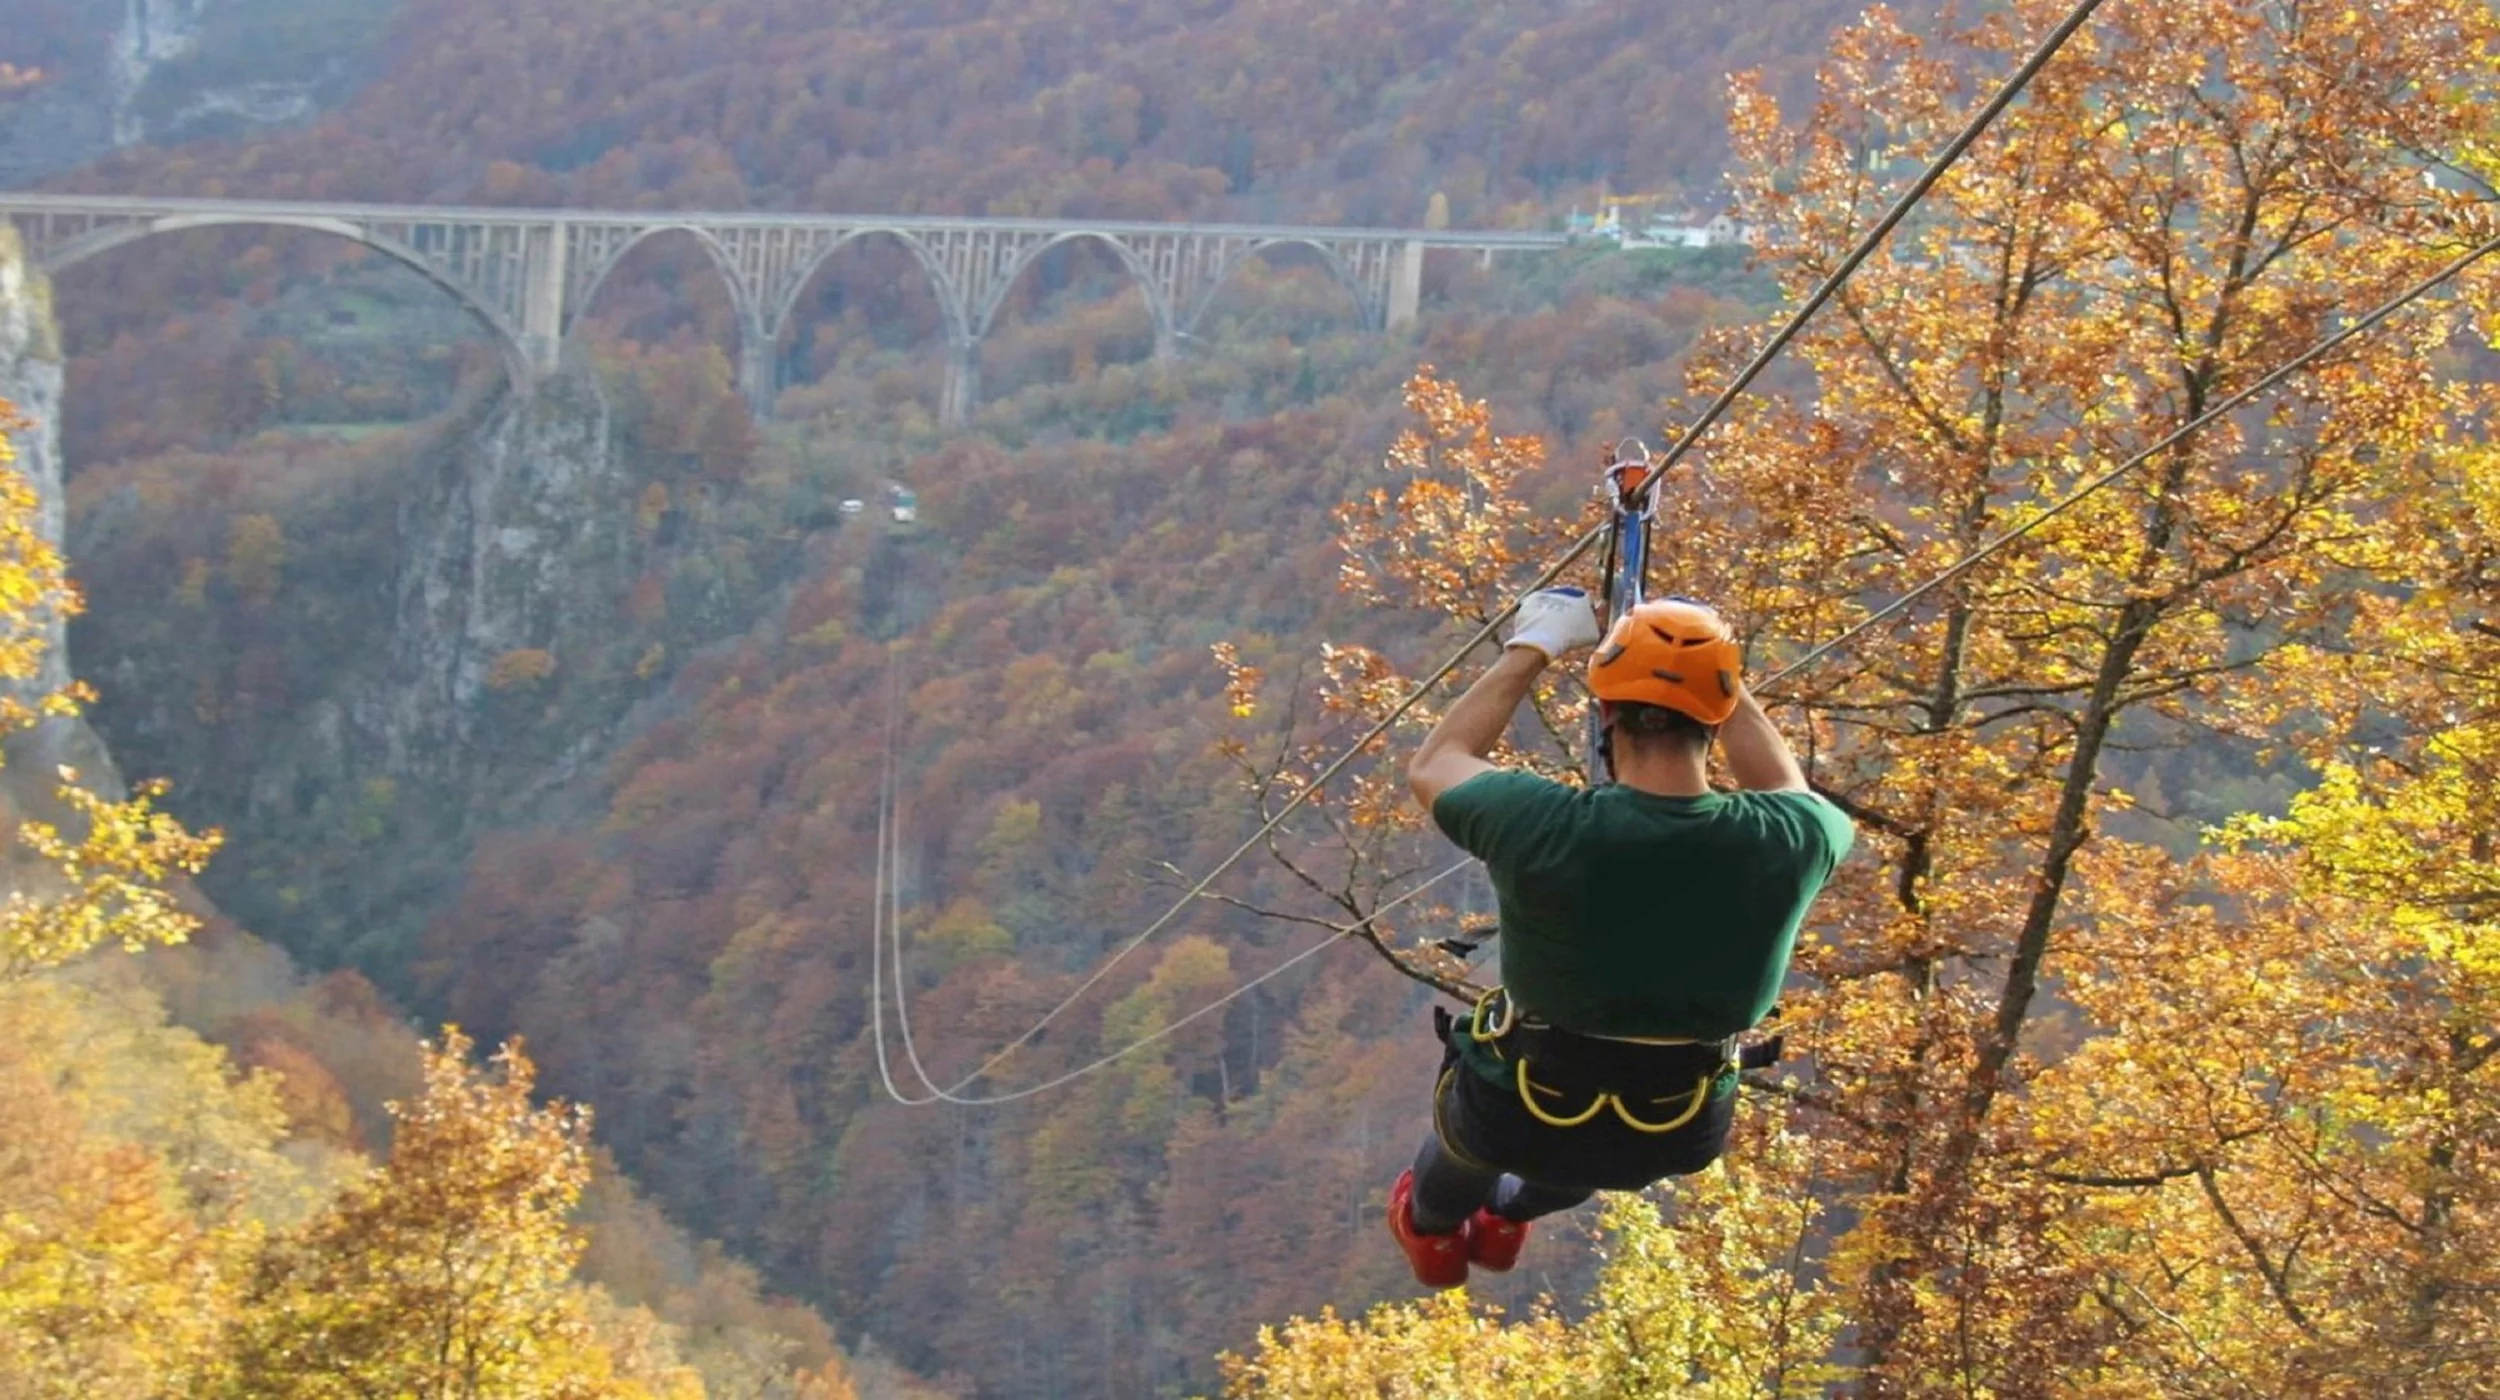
0, 0, 393, 182
0, 227, 123, 819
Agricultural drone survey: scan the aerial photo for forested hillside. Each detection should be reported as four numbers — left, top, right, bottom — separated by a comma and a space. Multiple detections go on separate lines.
55, 234, 1760, 1394
8, 0, 1824, 1393
11, 0, 2500, 1395
0, 377, 875, 1396
53, 0, 1924, 222
1225, 1, 2500, 1391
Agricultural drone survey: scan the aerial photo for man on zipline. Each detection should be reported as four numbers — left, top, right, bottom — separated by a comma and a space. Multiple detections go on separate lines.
1389, 586, 1854, 1288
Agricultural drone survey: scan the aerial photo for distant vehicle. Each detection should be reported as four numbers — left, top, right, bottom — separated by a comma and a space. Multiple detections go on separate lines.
838, 498, 866, 516
889, 484, 919, 525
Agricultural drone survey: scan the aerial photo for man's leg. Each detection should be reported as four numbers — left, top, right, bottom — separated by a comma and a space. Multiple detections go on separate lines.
1460, 1173, 1590, 1274
1412, 1140, 1592, 1276
1409, 1132, 1596, 1230
1406, 1130, 1503, 1235
1388, 1130, 1484, 1288
1398, 1056, 1609, 1282
1486, 1173, 1594, 1223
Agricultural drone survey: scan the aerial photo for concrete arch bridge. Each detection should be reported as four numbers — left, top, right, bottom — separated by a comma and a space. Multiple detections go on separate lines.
0, 194, 1567, 426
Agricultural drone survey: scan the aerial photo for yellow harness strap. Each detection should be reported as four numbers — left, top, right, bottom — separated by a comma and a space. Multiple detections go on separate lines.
1515, 1060, 1717, 1133
1513, 1059, 1609, 1127
1472, 986, 1726, 1135
1468, 986, 1515, 1044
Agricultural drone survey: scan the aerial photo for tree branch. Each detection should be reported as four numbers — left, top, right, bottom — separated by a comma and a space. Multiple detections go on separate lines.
2196, 1163, 2318, 1337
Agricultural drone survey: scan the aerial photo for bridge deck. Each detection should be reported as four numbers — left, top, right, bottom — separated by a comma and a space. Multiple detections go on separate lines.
0, 192, 1571, 249
0, 192, 1579, 425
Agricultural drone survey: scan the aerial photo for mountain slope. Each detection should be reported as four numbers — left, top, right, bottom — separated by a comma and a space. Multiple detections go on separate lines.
52, 0, 1931, 224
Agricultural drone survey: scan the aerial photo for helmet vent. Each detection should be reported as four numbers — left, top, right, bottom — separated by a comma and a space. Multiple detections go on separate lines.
1650, 668, 1687, 684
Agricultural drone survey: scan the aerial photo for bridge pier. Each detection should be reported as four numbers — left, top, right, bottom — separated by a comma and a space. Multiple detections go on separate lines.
738, 323, 777, 421
520, 222, 569, 377
1386, 240, 1424, 333
941, 338, 981, 431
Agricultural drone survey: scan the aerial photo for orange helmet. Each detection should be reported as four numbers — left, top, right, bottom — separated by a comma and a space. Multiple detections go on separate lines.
1587, 598, 1742, 725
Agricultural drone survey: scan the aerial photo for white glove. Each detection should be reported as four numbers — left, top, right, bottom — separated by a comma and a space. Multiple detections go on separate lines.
1505, 587, 1601, 662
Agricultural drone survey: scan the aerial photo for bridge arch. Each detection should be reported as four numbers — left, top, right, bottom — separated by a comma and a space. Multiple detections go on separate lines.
566, 223, 765, 414
763, 228, 961, 421
37, 213, 535, 389
566, 223, 758, 342
973, 230, 1173, 344
1178, 238, 1369, 339
770, 227, 967, 344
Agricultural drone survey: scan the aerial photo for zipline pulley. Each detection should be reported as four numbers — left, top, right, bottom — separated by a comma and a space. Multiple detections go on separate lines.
1590, 438, 1667, 780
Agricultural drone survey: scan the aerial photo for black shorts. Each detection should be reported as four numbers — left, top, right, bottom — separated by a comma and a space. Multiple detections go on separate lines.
1431, 1021, 1735, 1193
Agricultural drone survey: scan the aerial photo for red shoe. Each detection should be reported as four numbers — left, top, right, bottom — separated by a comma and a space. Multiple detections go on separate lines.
1387, 1170, 1469, 1289
1465, 1208, 1529, 1273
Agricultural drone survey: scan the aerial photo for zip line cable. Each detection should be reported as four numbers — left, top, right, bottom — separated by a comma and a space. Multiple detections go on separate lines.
892, 863, 1476, 1106
866, 0, 2489, 1106
868, 743, 924, 1104
915, 554, 1583, 1097
881, 680, 960, 1102
873, 226, 2500, 1107
866, 671, 1475, 1106
872, 846, 1479, 1107
897, 0, 2109, 1098
858, 1, 2496, 1103
1750, 228, 2500, 697
869, 670, 953, 1105
1621, 0, 2112, 517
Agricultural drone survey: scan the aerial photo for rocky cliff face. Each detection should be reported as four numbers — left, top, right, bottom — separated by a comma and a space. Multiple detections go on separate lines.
358, 373, 628, 787
7, 220, 640, 971
0, 19, 121, 186
0, 229, 67, 697
0, 0, 394, 182
110, 0, 223, 147
185, 366, 640, 977
168, 368, 635, 976
0, 230, 123, 822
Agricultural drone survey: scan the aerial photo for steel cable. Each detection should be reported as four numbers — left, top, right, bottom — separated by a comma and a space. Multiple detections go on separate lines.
886, 0, 2109, 1100
873, 851, 1477, 1106
1752, 230, 2500, 696
874, 56, 2496, 1107
1624, 0, 2114, 515
871, 226, 2500, 1105
868, 663, 1477, 1106
869, 670, 953, 1105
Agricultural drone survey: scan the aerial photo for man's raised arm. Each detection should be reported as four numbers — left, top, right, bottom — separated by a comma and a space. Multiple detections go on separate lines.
1716, 688, 1808, 793
1407, 589, 1599, 810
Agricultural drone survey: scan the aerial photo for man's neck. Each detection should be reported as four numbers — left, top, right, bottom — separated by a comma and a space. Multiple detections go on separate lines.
1611, 746, 1713, 797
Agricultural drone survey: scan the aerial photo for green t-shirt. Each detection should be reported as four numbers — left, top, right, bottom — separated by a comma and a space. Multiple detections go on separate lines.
1432, 772, 1854, 1041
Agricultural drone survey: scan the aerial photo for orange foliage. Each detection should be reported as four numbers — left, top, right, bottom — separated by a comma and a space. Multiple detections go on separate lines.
487, 648, 561, 692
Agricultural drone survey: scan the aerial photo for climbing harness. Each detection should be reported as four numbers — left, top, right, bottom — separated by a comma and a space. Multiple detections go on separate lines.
1459, 987, 1731, 1133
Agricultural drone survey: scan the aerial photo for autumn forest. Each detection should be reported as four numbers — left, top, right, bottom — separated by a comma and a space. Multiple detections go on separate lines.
3, 0, 2499, 1395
